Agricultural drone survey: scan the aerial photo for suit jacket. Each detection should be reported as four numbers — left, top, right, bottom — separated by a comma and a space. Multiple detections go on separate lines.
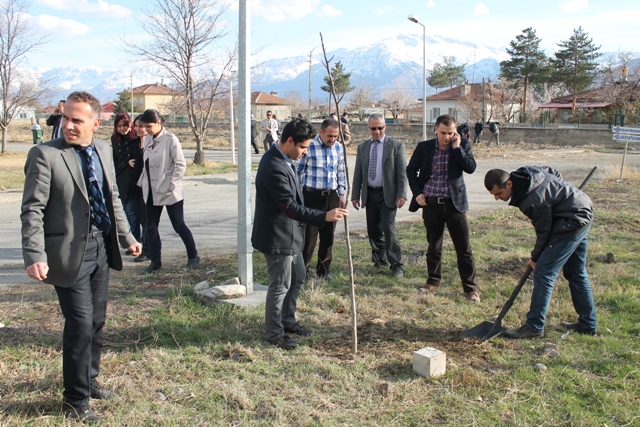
406, 137, 476, 213
21, 137, 138, 287
252, 145, 326, 255
351, 136, 408, 209
45, 114, 62, 139
137, 128, 186, 206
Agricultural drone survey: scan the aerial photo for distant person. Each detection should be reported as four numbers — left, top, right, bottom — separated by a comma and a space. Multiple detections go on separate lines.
351, 113, 407, 278
406, 114, 480, 303
130, 115, 150, 262
260, 110, 278, 152
137, 109, 200, 274
297, 118, 347, 281
31, 118, 41, 131
473, 119, 483, 144
46, 99, 65, 139
457, 119, 471, 140
272, 114, 283, 138
330, 112, 351, 146
252, 118, 348, 349
250, 114, 259, 154
341, 112, 349, 125
297, 113, 303, 119
21, 91, 141, 423
486, 120, 501, 147
484, 166, 597, 338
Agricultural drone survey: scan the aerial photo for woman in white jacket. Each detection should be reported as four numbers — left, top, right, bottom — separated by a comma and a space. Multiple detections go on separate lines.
137, 109, 199, 273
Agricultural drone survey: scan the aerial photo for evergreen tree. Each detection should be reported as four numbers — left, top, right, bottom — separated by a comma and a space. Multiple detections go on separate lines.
427, 56, 466, 92
321, 61, 354, 105
552, 27, 601, 113
114, 91, 133, 114
500, 27, 549, 122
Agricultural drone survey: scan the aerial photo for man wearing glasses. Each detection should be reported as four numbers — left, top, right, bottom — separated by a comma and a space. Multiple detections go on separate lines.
351, 113, 408, 278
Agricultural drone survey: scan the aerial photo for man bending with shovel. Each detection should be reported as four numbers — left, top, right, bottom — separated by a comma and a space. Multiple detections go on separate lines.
484, 167, 597, 338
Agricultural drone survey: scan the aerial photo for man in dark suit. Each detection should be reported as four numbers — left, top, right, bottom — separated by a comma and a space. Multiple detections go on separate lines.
21, 91, 141, 423
250, 114, 259, 154
252, 118, 348, 350
46, 99, 65, 139
406, 114, 480, 302
351, 113, 407, 278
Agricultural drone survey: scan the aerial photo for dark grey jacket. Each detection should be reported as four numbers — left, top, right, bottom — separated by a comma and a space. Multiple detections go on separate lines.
509, 166, 593, 262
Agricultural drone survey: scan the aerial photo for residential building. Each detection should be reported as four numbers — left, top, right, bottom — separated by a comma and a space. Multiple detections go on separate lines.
118, 83, 182, 114
252, 92, 291, 120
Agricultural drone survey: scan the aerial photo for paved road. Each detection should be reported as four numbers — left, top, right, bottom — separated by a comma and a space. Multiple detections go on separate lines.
2, 142, 637, 288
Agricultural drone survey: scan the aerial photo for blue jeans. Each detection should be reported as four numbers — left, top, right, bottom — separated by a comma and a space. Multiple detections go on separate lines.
526, 227, 597, 334
123, 197, 141, 242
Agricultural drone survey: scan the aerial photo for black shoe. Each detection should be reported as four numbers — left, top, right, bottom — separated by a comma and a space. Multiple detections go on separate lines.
143, 262, 162, 274
90, 380, 118, 400
186, 256, 200, 269
63, 403, 101, 423
504, 324, 543, 339
269, 335, 299, 350
391, 265, 404, 278
561, 321, 597, 336
317, 273, 332, 282
254, 150, 259, 154
133, 254, 149, 263
284, 322, 312, 336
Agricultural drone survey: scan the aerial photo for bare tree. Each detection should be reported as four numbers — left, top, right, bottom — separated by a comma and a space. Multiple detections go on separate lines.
123, 0, 236, 165
283, 91, 306, 118
379, 87, 416, 120
0, 0, 48, 153
347, 86, 374, 121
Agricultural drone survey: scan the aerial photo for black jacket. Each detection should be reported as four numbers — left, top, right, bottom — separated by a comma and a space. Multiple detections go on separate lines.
45, 114, 62, 139
474, 122, 483, 134
111, 133, 139, 201
509, 166, 594, 261
252, 145, 326, 255
406, 137, 476, 213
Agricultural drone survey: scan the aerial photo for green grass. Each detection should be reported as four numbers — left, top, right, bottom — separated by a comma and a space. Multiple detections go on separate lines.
0, 152, 27, 191
1, 181, 639, 426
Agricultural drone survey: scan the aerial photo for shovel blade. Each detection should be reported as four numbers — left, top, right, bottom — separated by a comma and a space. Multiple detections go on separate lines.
461, 321, 507, 340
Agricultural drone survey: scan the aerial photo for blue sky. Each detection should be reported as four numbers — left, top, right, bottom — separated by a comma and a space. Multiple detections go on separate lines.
24, 0, 640, 70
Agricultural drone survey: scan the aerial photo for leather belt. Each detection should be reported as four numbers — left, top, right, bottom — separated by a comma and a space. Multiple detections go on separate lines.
88, 230, 103, 239
303, 188, 337, 196
426, 196, 451, 205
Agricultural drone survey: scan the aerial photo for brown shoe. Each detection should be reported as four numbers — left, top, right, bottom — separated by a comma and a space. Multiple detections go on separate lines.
465, 291, 481, 303
419, 285, 439, 293
504, 324, 543, 339
269, 335, 299, 350
561, 321, 596, 336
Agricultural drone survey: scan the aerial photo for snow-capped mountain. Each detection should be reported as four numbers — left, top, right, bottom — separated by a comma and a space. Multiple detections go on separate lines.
33, 33, 510, 105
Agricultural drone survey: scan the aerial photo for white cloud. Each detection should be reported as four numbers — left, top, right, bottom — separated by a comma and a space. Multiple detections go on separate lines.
36, 0, 131, 18
316, 5, 342, 17
253, 0, 320, 22
473, 3, 489, 16
373, 6, 395, 16
427, 0, 435, 7
31, 14, 90, 36
560, 0, 590, 13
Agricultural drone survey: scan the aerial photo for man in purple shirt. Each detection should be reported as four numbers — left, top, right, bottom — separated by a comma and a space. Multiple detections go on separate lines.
406, 114, 480, 302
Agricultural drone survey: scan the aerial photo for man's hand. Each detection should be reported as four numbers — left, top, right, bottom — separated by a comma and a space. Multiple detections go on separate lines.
451, 132, 461, 149
416, 194, 427, 206
127, 243, 142, 257
339, 195, 346, 209
527, 259, 536, 270
26, 262, 49, 281
396, 198, 406, 209
128, 159, 135, 168
326, 208, 349, 222
351, 199, 360, 210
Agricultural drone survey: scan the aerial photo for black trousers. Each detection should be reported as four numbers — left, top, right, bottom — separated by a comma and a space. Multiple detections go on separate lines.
421, 198, 478, 293
146, 198, 198, 264
54, 235, 109, 406
365, 187, 402, 269
301, 189, 339, 276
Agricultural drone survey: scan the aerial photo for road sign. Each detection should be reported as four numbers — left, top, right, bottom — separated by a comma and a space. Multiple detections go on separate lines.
612, 126, 640, 135
612, 133, 640, 142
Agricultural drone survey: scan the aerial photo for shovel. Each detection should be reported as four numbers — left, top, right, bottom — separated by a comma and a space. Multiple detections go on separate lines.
462, 166, 597, 340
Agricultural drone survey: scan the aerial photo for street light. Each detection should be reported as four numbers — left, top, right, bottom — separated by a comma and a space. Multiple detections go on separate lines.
408, 14, 426, 141
308, 45, 321, 120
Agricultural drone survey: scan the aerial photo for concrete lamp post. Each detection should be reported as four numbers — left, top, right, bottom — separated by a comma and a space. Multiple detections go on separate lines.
408, 14, 427, 141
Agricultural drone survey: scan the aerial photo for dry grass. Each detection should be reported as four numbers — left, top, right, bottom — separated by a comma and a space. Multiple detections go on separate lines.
0, 152, 28, 191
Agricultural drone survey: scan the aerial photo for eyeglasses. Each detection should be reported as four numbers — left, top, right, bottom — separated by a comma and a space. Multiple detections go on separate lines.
369, 127, 384, 131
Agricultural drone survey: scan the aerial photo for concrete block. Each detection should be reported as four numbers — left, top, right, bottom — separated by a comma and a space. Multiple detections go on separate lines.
413, 346, 446, 378
211, 284, 247, 299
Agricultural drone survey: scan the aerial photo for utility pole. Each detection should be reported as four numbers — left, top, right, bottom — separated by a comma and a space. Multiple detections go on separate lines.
307, 45, 321, 120
130, 72, 134, 118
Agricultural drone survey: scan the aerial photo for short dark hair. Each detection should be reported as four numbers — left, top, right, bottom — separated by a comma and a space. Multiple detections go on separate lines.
342, 112, 348, 116
484, 169, 510, 191
435, 114, 456, 127
59, 100, 66, 104
67, 91, 100, 116
280, 118, 316, 145
140, 109, 164, 124
320, 118, 340, 130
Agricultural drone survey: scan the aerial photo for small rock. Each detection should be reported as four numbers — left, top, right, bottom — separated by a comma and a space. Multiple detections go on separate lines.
210, 284, 246, 299
155, 392, 166, 401
194, 289, 219, 306
561, 331, 570, 339
358, 234, 366, 239
143, 282, 150, 285
221, 277, 241, 286
174, 387, 185, 394
193, 281, 209, 292
534, 363, 547, 371
606, 328, 612, 334
128, 361, 137, 366
0, 322, 5, 328
476, 396, 483, 402
206, 269, 217, 275
543, 343, 558, 351
596, 253, 616, 263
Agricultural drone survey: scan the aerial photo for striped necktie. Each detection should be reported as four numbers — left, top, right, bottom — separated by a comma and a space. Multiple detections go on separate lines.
81, 146, 111, 235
